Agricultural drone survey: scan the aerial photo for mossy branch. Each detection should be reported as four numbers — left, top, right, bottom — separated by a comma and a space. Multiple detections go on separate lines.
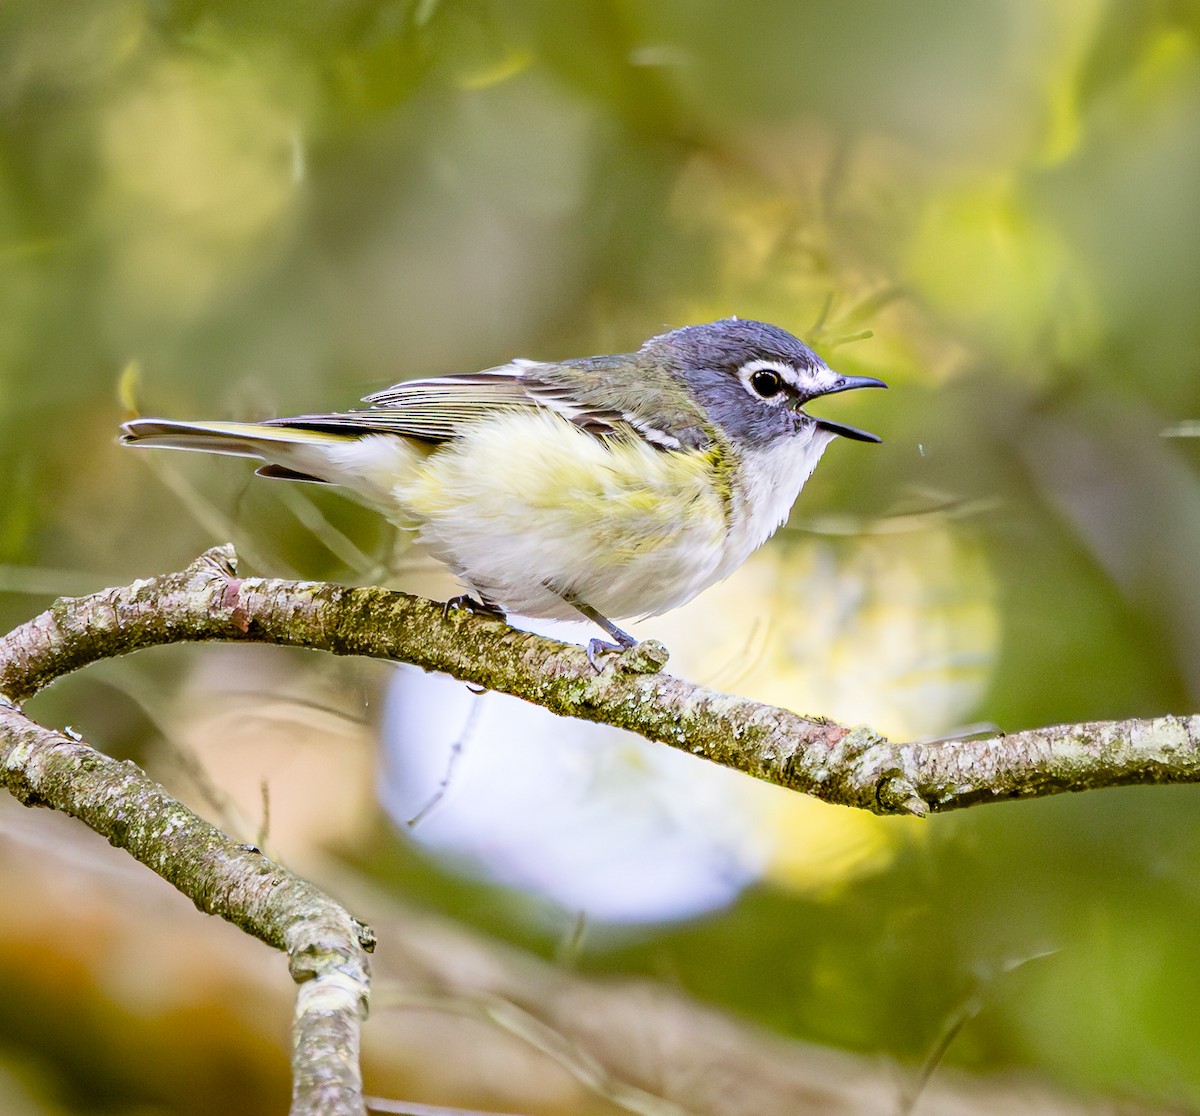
0, 698, 373, 1116
4, 546, 1200, 1112
5, 546, 1200, 818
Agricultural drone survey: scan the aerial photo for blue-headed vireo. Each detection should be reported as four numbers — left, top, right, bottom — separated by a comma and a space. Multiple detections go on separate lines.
121, 318, 885, 665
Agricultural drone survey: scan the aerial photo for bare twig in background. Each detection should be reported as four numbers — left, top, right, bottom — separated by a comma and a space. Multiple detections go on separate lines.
0, 798, 1174, 1116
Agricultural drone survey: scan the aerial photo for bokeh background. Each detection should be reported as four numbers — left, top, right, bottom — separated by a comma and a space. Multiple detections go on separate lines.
3, 1, 1200, 1113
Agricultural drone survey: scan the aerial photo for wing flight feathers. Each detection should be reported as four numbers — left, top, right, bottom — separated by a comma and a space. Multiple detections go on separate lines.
262, 356, 705, 450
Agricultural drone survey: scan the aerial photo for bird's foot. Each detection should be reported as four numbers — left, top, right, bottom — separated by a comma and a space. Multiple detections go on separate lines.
585, 634, 632, 673
443, 594, 506, 621
585, 634, 670, 675
543, 584, 669, 674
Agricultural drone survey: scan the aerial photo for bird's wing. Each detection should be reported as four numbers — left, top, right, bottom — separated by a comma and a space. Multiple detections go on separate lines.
261, 363, 537, 442
268, 359, 712, 449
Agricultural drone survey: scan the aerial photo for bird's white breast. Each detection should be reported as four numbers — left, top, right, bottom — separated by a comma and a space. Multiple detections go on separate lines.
713, 426, 834, 583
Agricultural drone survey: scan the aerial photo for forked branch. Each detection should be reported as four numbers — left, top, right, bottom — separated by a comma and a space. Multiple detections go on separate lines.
3, 546, 1199, 1114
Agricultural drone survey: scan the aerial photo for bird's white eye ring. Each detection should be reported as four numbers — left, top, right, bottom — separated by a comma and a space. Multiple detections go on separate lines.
738, 359, 793, 404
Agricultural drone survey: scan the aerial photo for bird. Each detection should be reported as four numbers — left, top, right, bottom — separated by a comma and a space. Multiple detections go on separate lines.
121, 318, 886, 667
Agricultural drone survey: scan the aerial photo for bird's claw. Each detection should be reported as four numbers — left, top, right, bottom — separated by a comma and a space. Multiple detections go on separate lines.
443, 594, 506, 621
585, 636, 669, 675
586, 637, 625, 673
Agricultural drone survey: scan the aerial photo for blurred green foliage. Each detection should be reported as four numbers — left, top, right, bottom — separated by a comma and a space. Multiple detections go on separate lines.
4, 0, 1200, 1111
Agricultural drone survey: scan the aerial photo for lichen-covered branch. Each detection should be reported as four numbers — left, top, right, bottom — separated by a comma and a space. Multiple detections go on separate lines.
0, 624, 374, 1115
3, 548, 1200, 1113
0, 703, 373, 1116
892, 716, 1200, 811
5, 545, 1200, 818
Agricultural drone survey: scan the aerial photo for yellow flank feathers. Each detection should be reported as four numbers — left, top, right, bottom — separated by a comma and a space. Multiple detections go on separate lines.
395, 410, 729, 620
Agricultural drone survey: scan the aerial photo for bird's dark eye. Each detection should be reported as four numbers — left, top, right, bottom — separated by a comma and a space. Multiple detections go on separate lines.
750, 369, 784, 398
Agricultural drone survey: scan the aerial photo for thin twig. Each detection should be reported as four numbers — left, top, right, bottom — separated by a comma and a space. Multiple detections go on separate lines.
375, 987, 690, 1116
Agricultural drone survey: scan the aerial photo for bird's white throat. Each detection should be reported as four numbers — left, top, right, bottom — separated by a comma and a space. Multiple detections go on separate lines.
717, 426, 834, 582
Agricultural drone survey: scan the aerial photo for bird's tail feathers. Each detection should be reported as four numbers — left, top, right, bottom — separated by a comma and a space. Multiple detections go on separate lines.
120, 416, 421, 503
120, 418, 350, 459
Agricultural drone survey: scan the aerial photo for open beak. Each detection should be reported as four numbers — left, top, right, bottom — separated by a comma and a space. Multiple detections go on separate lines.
806, 374, 887, 443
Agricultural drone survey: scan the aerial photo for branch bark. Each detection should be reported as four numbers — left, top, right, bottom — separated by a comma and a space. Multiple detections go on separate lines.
0, 549, 383, 1116
3, 546, 1200, 1112
0, 701, 373, 1115
5, 545, 1199, 816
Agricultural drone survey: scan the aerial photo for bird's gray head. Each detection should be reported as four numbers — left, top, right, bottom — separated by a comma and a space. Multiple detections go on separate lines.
647, 318, 886, 448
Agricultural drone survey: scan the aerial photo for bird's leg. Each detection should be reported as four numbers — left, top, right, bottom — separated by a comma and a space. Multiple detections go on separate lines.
551, 588, 637, 672
443, 592, 507, 621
